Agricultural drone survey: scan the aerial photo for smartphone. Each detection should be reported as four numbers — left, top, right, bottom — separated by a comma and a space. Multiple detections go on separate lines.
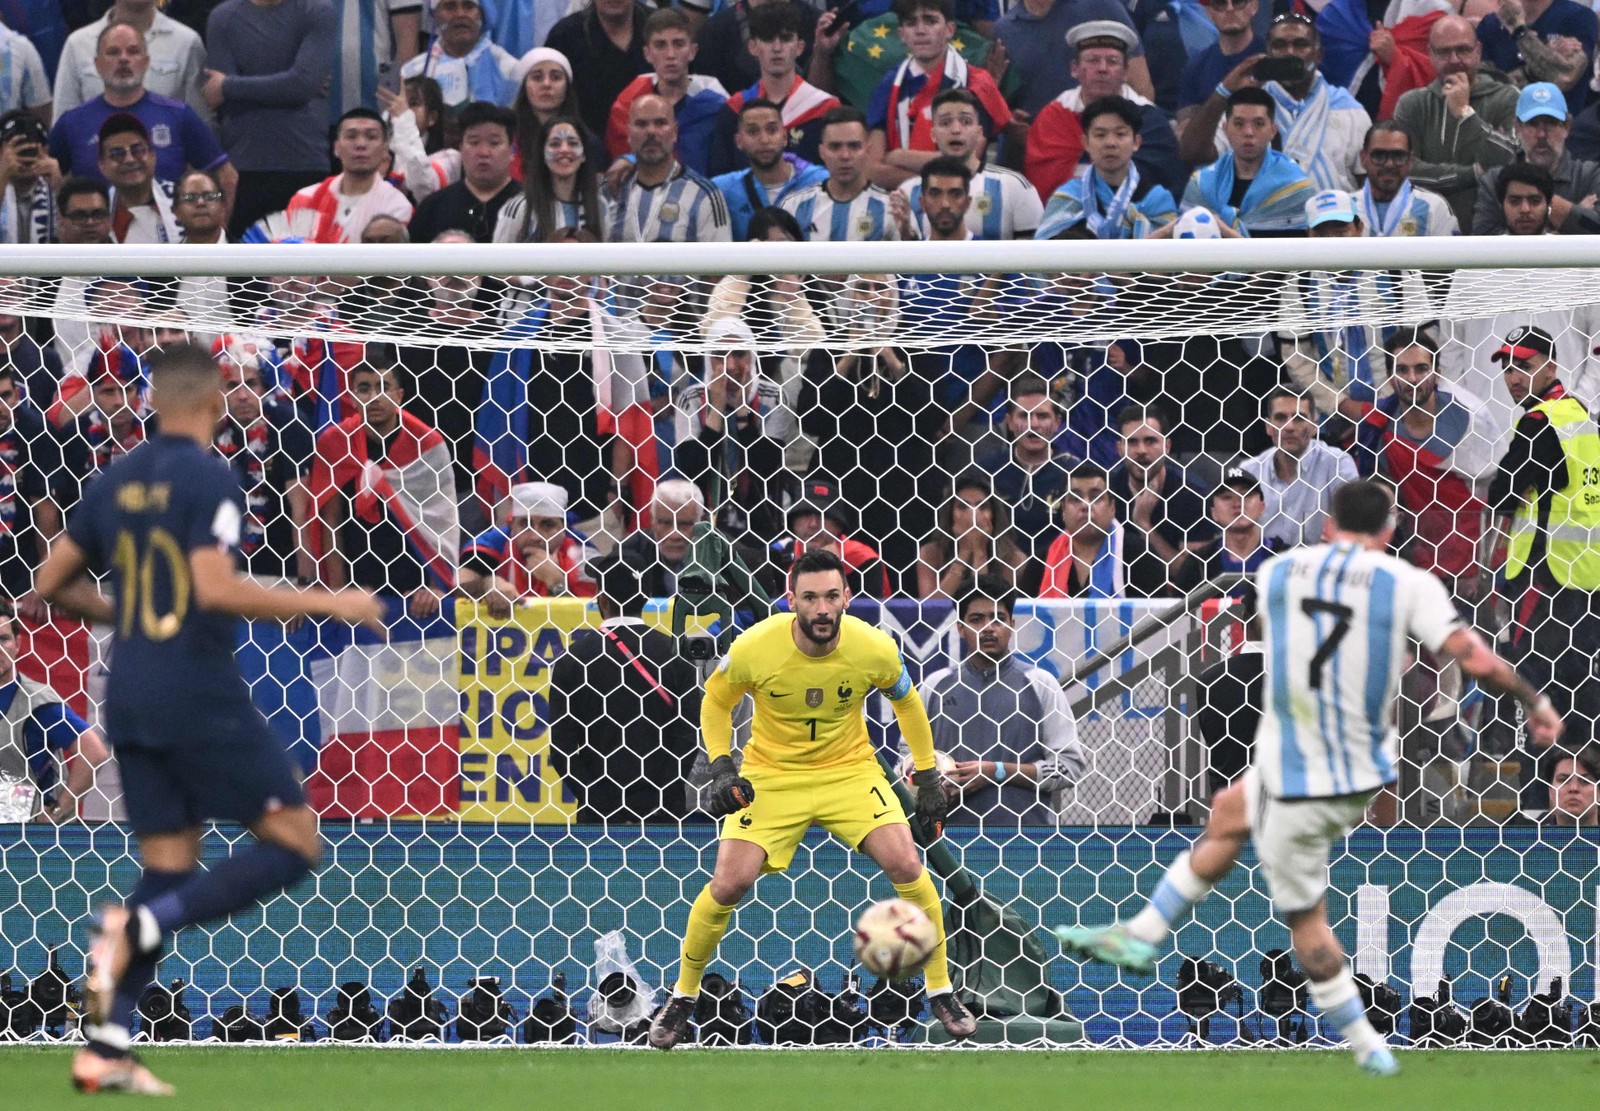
1252, 56, 1308, 85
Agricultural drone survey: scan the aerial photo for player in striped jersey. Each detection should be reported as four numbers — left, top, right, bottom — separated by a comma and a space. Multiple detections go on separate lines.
605, 94, 731, 244
780, 107, 899, 242
892, 89, 1041, 240
1058, 480, 1563, 1076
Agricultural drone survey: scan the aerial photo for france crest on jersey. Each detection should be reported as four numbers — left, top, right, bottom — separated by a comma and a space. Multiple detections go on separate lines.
1254, 541, 1462, 799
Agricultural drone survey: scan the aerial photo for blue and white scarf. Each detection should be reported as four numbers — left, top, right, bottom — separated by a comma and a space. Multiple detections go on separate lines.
1266, 75, 1340, 192
1082, 164, 1138, 240
1357, 179, 1413, 238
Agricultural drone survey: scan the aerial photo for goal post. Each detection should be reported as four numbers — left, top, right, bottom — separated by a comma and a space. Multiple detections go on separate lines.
0, 238, 1595, 1048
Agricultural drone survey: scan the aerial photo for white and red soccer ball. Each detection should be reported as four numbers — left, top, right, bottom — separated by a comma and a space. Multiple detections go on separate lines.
853, 898, 937, 980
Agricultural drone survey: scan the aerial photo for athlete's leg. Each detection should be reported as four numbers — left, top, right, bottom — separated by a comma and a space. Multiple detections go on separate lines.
1289, 900, 1394, 1073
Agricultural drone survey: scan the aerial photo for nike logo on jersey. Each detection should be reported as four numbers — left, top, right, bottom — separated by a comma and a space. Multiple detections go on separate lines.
769, 691, 792, 698
871, 809, 892, 819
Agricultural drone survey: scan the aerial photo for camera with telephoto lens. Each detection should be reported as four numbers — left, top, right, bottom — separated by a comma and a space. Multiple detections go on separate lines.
456, 975, 515, 1041
1257, 949, 1308, 1044
138, 979, 194, 1042
676, 572, 719, 660
327, 981, 384, 1041
1517, 976, 1573, 1047
1352, 972, 1402, 1037
523, 973, 578, 1044
1467, 976, 1521, 1046
1409, 979, 1466, 1045
695, 972, 753, 1046
1177, 957, 1243, 1042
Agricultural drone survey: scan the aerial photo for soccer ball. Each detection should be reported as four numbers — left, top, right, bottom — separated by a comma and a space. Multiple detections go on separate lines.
853, 898, 937, 980
1175, 208, 1222, 239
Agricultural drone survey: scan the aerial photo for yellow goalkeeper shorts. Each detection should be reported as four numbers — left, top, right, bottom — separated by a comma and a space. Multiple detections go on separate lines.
720, 761, 908, 874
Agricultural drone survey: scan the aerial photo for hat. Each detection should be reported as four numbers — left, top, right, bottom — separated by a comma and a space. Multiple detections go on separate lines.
1492, 324, 1557, 363
507, 481, 568, 521
1517, 82, 1567, 124
1305, 189, 1358, 228
1215, 467, 1262, 499
704, 316, 756, 353
0, 109, 46, 147
1066, 20, 1138, 53
97, 112, 149, 147
789, 477, 852, 533
514, 46, 573, 86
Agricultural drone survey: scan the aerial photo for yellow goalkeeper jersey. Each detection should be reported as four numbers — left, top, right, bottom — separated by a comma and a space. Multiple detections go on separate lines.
705, 613, 916, 773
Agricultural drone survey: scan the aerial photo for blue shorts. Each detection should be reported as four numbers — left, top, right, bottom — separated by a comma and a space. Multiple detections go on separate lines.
108, 700, 305, 836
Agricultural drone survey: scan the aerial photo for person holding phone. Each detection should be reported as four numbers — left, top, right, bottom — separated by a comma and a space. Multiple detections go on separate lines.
0, 110, 61, 245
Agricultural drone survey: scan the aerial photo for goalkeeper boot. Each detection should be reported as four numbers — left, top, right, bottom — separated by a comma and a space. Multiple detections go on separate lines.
1053, 923, 1158, 975
85, 905, 136, 1026
648, 994, 697, 1050
1358, 1046, 1400, 1078
928, 992, 977, 1041
71, 1049, 175, 1096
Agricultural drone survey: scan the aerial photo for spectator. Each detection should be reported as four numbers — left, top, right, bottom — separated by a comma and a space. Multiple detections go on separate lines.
408, 101, 517, 243
1025, 21, 1184, 202
1354, 329, 1494, 597
51, 22, 234, 204
1062, 338, 1176, 469
781, 106, 899, 241
1477, 0, 1595, 117
896, 89, 1042, 241
712, 1, 837, 173
48, 178, 113, 374
617, 477, 707, 597
0, 363, 58, 600
510, 47, 602, 179
609, 7, 729, 177
670, 316, 797, 543
1498, 160, 1558, 235
992, 0, 1149, 117
548, 555, 703, 824
1473, 82, 1600, 235
284, 108, 414, 243
975, 375, 1082, 569
459, 481, 599, 614
1181, 467, 1281, 591
1355, 121, 1459, 236
0, 611, 109, 823
604, 93, 730, 243
400, 0, 518, 109
700, 0, 819, 100
97, 113, 181, 244
212, 340, 316, 582
54, 0, 206, 122
379, 74, 461, 205
1039, 460, 1126, 597
798, 345, 939, 590
53, 357, 148, 521
544, 0, 649, 139
917, 473, 1028, 598
920, 574, 1087, 826
309, 361, 460, 616
172, 167, 227, 244
911, 154, 973, 244
769, 476, 892, 598
1183, 86, 1315, 235
866, 0, 1012, 189
1035, 95, 1178, 240
1241, 387, 1358, 549
1176, 0, 1264, 126
495, 115, 603, 242
1546, 745, 1600, 826
1108, 403, 1216, 595
206, 0, 337, 239
0, 110, 61, 245
0, 282, 63, 405
1392, 14, 1519, 230
1192, 583, 1263, 793
331, 0, 423, 119
712, 98, 828, 241
0, 15, 49, 123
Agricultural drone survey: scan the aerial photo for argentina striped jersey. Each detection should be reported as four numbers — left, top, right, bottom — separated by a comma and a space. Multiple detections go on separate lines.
897, 165, 1042, 240
605, 163, 731, 244
781, 183, 900, 242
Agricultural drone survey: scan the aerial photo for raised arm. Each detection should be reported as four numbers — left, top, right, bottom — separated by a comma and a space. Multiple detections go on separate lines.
1436, 625, 1563, 746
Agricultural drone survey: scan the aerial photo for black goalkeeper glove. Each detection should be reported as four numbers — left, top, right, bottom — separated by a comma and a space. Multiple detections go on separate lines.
706, 755, 755, 817
911, 767, 947, 842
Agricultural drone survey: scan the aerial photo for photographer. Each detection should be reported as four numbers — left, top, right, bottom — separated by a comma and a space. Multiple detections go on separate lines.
0, 110, 60, 245
548, 556, 703, 824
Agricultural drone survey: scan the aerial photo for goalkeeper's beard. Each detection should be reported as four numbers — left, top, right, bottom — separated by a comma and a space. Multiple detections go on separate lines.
799, 615, 837, 646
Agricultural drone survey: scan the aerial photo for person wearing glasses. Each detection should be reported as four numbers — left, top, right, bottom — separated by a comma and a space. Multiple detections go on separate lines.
47, 20, 234, 211
1391, 14, 1519, 229
172, 169, 227, 244
1354, 121, 1458, 237
94, 114, 179, 244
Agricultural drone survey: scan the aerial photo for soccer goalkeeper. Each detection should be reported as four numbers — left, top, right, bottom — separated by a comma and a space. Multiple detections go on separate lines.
650, 549, 976, 1048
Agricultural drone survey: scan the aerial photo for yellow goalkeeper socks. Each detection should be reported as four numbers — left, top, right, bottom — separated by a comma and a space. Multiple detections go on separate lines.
893, 873, 951, 993
673, 885, 737, 998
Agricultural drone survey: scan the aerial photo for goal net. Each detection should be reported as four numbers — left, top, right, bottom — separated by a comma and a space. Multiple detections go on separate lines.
0, 238, 1595, 1048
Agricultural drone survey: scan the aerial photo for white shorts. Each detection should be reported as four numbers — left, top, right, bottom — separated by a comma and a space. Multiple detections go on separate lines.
1244, 767, 1374, 915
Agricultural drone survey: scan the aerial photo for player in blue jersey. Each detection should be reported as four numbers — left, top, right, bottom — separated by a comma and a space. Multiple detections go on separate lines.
35, 344, 384, 1095
1056, 480, 1563, 1075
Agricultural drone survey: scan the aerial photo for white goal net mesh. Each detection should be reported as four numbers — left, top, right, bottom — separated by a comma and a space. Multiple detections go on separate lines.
0, 241, 1595, 1048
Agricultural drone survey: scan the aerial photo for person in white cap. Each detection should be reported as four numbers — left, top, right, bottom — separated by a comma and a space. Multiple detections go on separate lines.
400, 0, 520, 110
1473, 81, 1600, 234
459, 480, 599, 615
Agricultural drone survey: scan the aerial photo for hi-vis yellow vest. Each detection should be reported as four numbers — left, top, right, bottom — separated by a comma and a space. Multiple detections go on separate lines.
1507, 395, 1600, 589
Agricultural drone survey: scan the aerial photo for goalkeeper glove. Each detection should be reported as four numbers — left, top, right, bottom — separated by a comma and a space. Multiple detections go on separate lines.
706, 755, 755, 817
911, 767, 947, 842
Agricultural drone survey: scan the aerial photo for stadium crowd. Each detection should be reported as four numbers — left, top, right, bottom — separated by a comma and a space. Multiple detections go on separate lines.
2, 0, 1600, 825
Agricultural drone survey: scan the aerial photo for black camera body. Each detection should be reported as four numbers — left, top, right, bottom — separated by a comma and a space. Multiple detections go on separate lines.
1252, 56, 1310, 85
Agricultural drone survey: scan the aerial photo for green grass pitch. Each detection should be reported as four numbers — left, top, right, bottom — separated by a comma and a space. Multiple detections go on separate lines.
6, 1047, 1599, 1111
